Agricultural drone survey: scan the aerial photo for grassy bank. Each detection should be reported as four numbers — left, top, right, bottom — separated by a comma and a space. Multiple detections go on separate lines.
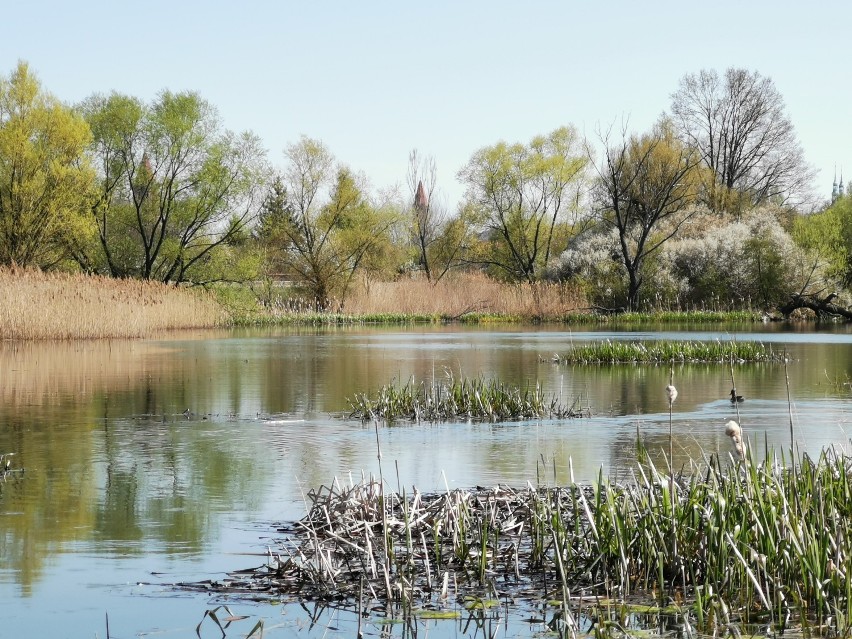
0, 267, 225, 339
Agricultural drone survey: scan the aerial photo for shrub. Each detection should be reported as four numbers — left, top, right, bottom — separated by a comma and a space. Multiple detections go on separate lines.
551, 206, 824, 311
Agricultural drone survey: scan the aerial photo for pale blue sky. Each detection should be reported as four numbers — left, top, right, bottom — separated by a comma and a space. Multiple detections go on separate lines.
5, 1, 849, 208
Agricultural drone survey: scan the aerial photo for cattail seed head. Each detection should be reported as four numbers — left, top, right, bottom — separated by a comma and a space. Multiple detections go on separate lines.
665, 384, 678, 404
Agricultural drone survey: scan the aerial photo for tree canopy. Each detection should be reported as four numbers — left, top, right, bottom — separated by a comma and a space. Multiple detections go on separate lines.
459, 126, 587, 282
80, 90, 268, 283
0, 61, 95, 268
670, 67, 813, 213
268, 136, 400, 310
406, 150, 472, 282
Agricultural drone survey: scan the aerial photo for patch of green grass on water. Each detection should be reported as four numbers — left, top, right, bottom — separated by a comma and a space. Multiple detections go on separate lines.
552, 339, 785, 364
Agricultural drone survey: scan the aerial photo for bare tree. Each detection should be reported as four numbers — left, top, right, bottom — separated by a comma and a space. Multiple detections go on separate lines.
407, 150, 439, 280
671, 67, 813, 213
592, 121, 702, 311
406, 150, 470, 282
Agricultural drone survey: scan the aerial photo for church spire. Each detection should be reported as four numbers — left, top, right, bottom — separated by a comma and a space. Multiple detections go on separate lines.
414, 180, 428, 211
833, 166, 840, 203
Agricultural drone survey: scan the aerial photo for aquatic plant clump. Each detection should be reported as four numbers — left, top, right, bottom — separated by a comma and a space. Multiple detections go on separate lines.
196, 449, 852, 636
550, 339, 785, 364
348, 376, 586, 421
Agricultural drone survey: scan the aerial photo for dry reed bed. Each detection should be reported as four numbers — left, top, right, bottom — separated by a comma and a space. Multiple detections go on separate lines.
196, 449, 852, 636
342, 273, 587, 319
0, 267, 225, 339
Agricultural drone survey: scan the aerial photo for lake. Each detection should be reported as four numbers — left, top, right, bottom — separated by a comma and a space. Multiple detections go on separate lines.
1, 324, 851, 637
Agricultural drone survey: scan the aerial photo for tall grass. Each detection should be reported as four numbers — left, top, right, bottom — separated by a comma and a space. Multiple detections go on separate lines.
348, 374, 586, 421
335, 272, 588, 319
0, 267, 225, 339
603, 310, 765, 324
215, 449, 852, 637
551, 339, 784, 364
240, 273, 771, 326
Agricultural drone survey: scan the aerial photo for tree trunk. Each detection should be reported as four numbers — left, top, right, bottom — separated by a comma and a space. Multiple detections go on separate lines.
626, 266, 642, 312
779, 293, 852, 320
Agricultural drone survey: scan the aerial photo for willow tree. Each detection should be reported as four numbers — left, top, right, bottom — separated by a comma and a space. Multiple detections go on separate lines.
0, 61, 95, 268
80, 90, 268, 283
458, 126, 587, 282
593, 120, 702, 311
275, 136, 399, 310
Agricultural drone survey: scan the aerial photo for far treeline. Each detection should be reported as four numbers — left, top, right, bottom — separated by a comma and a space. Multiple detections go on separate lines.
2, 60, 851, 319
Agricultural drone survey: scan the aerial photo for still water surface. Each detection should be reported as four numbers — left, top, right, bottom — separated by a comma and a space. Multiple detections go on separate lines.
1, 324, 852, 637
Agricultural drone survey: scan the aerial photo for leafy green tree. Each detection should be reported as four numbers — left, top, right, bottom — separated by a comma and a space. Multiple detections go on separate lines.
80, 90, 268, 283
255, 175, 295, 248
0, 61, 95, 268
277, 136, 399, 310
592, 120, 702, 311
793, 196, 852, 288
458, 126, 587, 282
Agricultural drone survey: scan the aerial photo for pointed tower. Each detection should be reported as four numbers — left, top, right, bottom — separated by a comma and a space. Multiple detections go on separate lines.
414, 180, 428, 212
832, 166, 839, 202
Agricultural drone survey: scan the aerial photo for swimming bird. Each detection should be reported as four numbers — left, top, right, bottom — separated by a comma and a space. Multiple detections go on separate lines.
730, 389, 744, 403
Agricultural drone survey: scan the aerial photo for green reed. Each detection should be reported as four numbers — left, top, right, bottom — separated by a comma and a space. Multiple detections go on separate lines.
221, 448, 852, 637
238, 305, 768, 328
558, 310, 763, 325
551, 339, 784, 364
348, 374, 585, 422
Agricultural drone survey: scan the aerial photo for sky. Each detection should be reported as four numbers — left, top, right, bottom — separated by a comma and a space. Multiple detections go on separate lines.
4, 1, 850, 210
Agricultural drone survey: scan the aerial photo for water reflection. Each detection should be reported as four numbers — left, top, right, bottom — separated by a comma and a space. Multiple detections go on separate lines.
0, 326, 851, 637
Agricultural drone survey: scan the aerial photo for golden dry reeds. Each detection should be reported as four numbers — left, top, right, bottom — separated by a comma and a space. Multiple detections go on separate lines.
0, 267, 226, 339
342, 272, 587, 319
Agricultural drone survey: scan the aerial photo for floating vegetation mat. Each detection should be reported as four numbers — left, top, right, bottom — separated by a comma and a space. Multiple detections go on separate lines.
348, 375, 586, 421
188, 449, 852, 636
549, 339, 786, 364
